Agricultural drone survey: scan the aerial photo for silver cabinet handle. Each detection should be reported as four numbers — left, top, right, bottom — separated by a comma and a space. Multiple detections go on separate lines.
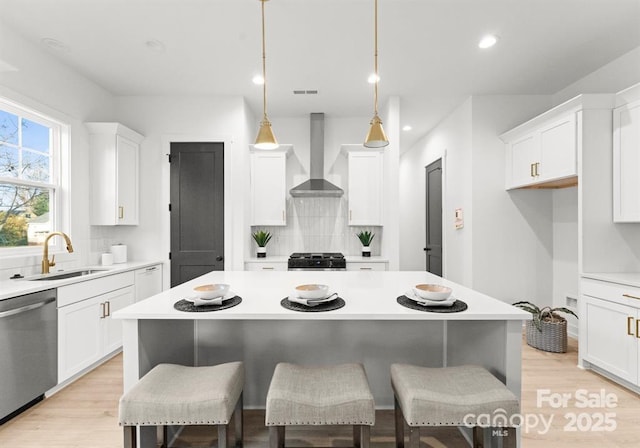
360, 267, 373, 270
262, 267, 274, 270
0, 298, 55, 319
100, 302, 106, 319
623, 293, 640, 300
145, 266, 158, 272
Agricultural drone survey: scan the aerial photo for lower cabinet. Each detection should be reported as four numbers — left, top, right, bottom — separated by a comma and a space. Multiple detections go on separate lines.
346, 261, 388, 271
134, 264, 163, 301
245, 261, 288, 271
57, 272, 135, 383
581, 278, 640, 389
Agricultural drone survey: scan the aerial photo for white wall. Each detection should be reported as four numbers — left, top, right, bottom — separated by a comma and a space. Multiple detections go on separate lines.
470, 96, 555, 306
399, 98, 472, 284
0, 22, 114, 276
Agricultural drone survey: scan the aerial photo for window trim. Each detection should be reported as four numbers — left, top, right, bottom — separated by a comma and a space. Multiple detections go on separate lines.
0, 95, 69, 259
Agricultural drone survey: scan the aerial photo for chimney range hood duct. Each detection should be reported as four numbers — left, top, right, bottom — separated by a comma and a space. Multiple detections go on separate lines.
290, 113, 344, 197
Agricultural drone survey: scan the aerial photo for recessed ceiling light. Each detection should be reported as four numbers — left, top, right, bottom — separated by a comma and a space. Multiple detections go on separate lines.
252, 74, 265, 85
367, 73, 380, 84
478, 34, 499, 49
41, 38, 69, 52
402, 125, 412, 131
145, 39, 166, 53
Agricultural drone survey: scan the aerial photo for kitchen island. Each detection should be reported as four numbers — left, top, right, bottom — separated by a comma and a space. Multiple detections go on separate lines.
114, 270, 530, 446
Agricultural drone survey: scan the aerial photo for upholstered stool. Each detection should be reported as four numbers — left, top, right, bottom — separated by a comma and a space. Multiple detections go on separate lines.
265, 363, 375, 448
391, 364, 519, 448
119, 362, 244, 448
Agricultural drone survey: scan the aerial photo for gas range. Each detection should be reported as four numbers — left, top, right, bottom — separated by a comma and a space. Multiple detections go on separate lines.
287, 252, 346, 270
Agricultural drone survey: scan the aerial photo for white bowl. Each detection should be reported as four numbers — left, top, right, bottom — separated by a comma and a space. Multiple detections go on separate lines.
413, 284, 452, 301
193, 284, 230, 300
295, 284, 330, 299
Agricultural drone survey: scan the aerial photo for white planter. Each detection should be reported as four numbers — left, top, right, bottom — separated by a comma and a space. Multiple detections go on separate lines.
257, 247, 267, 258
362, 246, 371, 257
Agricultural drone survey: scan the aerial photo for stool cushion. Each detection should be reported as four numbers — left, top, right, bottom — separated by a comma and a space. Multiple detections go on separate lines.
391, 364, 519, 426
119, 361, 244, 426
265, 363, 375, 426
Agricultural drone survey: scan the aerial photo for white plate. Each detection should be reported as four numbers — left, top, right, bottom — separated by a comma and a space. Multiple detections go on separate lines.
185, 291, 236, 307
288, 291, 338, 307
404, 290, 456, 307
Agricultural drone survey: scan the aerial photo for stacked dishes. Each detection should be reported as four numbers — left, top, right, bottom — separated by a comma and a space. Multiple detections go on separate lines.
406, 284, 455, 307
289, 284, 338, 307
187, 284, 235, 306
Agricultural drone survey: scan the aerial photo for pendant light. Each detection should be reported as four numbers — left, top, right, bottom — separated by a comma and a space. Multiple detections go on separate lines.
364, 0, 389, 148
254, 0, 279, 150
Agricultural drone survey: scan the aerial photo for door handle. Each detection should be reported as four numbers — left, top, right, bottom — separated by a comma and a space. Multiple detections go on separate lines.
118, 206, 124, 219
0, 298, 55, 319
628, 316, 634, 336
105, 301, 111, 317
636, 319, 640, 339
216, 256, 224, 262
424, 247, 431, 252
530, 163, 535, 177
100, 302, 106, 319
535, 162, 540, 177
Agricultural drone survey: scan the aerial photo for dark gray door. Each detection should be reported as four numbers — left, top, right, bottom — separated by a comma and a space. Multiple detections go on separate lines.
170, 142, 224, 287
424, 159, 442, 276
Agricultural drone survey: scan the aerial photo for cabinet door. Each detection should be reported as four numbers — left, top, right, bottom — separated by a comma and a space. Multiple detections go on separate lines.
251, 152, 286, 225
103, 286, 135, 354
584, 295, 638, 384
508, 133, 539, 188
539, 114, 576, 182
116, 135, 139, 225
346, 262, 387, 271
58, 297, 103, 382
348, 152, 383, 225
244, 261, 287, 271
613, 101, 640, 222
135, 265, 163, 302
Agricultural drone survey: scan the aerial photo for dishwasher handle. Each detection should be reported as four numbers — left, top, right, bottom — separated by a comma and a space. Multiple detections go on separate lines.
0, 297, 56, 319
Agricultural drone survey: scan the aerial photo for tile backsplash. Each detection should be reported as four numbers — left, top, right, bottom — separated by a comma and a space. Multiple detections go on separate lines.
251, 196, 382, 256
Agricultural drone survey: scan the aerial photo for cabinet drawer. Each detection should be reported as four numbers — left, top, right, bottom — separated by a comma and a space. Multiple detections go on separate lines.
244, 262, 287, 271
582, 278, 640, 308
58, 271, 135, 307
346, 262, 387, 271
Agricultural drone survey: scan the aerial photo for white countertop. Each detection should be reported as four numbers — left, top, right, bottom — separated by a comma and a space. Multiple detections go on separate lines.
582, 272, 640, 288
114, 270, 530, 321
0, 261, 162, 301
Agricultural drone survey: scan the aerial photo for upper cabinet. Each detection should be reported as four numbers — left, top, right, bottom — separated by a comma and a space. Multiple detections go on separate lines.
342, 145, 383, 226
613, 84, 640, 222
86, 123, 144, 226
250, 145, 291, 226
501, 95, 613, 190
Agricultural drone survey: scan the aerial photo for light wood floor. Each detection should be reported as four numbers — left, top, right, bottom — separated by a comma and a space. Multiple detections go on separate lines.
1, 337, 639, 447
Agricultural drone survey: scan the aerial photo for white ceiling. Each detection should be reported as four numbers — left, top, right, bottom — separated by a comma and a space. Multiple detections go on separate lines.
1, 0, 639, 149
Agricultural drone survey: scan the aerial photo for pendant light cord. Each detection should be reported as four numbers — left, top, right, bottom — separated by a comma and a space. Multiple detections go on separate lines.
373, 0, 379, 116
261, 0, 268, 121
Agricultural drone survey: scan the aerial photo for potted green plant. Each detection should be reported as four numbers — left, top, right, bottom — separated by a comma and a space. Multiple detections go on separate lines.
512, 301, 578, 353
252, 230, 272, 258
356, 230, 375, 257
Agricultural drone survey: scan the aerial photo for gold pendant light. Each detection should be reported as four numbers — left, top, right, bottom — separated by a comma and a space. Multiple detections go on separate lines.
255, 0, 279, 150
364, 0, 389, 148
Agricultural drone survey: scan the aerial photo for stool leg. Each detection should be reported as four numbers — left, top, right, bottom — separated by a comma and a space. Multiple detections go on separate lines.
156, 426, 168, 448
502, 427, 516, 448
360, 425, 370, 448
408, 426, 420, 448
123, 425, 137, 448
269, 426, 284, 448
473, 426, 484, 448
353, 425, 361, 447
394, 396, 404, 448
218, 424, 228, 448
235, 392, 243, 447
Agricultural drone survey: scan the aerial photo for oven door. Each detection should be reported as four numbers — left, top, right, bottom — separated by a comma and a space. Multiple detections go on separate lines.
288, 267, 346, 271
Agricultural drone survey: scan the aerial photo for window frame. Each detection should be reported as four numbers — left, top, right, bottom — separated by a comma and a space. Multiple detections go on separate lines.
0, 96, 68, 258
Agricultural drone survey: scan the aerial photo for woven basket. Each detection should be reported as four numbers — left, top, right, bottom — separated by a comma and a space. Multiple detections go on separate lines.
525, 318, 568, 353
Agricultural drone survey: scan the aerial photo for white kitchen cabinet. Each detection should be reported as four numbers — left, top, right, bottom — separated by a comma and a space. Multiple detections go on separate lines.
503, 108, 577, 189
245, 261, 287, 271
250, 145, 291, 226
613, 99, 640, 222
86, 122, 144, 225
57, 271, 135, 382
343, 147, 383, 226
134, 264, 163, 302
581, 277, 640, 391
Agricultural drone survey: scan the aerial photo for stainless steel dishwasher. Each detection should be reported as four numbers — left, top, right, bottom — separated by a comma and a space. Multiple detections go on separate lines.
0, 288, 57, 424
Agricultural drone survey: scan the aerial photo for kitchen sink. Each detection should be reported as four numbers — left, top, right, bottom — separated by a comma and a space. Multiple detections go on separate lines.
26, 268, 110, 281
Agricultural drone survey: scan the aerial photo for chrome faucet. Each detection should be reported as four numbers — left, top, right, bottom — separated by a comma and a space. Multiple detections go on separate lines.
42, 232, 74, 274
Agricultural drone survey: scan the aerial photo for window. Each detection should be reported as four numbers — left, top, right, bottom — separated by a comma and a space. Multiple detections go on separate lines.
0, 98, 63, 251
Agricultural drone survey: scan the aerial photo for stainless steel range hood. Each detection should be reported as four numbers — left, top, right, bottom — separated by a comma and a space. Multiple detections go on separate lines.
290, 113, 344, 197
